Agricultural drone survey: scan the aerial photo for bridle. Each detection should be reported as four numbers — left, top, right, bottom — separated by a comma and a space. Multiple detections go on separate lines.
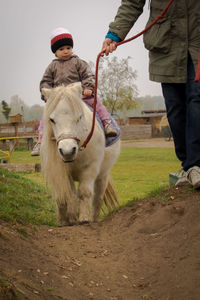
51, 134, 80, 146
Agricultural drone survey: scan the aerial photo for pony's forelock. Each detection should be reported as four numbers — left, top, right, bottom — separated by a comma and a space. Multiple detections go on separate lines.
46, 85, 83, 119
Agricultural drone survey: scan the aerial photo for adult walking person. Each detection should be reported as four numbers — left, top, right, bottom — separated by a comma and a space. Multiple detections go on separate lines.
101, 0, 200, 188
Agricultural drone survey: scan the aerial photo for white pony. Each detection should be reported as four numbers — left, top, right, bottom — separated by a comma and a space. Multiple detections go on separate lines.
41, 82, 121, 226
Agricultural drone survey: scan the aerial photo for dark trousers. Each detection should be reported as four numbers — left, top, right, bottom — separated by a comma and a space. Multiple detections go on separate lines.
162, 55, 200, 171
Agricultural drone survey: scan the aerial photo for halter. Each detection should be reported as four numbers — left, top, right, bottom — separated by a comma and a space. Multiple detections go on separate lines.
51, 134, 80, 145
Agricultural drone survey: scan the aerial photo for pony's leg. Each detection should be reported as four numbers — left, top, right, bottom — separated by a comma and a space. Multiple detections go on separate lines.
57, 199, 77, 226
93, 174, 109, 222
57, 182, 78, 226
57, 202, 76, 226
78, 180, 95, 223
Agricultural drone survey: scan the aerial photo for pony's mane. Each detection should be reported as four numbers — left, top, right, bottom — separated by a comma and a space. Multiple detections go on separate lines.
41, 84, 83, 209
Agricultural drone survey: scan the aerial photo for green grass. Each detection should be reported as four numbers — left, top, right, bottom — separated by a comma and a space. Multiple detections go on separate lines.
111, 147, 180, 204
7, 151, 44, 185
0, 146, 181, 226
9, 148, 181, 203
10, 148, 181, 203
10, 151, 41, 164
0, 167, 56, 226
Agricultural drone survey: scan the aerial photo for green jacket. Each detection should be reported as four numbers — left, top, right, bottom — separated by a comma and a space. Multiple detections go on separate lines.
109, 0, 200, 83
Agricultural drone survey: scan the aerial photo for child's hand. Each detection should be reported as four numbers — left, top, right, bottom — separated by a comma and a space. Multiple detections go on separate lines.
83, 89, 92, 97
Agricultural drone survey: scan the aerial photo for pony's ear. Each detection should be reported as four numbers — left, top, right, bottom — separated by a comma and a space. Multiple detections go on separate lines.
71, 82, 82, 97
42, 88, 52, 99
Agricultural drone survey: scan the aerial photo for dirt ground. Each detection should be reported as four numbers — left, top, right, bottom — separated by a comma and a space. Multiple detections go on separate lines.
1, 139, 200, 300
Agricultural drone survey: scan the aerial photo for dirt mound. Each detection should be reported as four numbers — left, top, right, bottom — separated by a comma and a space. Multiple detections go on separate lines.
0, 186, 200, 300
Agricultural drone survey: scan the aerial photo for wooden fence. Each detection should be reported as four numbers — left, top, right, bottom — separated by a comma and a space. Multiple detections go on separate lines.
0, 121, 39, 150
0, 121, 39, 138
120, 125, 152, 140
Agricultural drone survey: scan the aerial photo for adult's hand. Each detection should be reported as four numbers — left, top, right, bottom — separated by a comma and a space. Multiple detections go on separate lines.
101, 38, 117, 56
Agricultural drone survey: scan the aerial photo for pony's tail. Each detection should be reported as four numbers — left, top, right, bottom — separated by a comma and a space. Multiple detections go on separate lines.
103, 177, 119, 211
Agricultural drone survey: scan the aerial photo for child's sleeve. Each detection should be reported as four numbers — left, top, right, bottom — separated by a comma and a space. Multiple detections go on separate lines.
77, 59, 95, 93
39, 63, 54, 101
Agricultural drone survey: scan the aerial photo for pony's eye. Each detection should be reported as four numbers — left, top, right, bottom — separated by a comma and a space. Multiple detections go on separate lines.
49, 118, 55, 124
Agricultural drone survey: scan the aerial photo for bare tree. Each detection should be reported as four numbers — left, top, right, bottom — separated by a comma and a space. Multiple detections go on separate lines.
97, 56, 138, 118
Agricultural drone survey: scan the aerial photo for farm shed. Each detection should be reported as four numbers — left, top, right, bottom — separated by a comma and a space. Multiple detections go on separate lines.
129, 110, 166, 137
115, 110, 168, 139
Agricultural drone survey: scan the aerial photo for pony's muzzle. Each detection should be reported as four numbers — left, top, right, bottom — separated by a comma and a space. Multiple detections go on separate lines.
58, 139, 78, 162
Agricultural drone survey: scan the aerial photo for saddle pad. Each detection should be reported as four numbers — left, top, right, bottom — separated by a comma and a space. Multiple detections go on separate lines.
86, 104, 121, 147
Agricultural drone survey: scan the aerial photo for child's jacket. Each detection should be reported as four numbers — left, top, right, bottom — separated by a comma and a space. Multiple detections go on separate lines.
40, 55, 94, 100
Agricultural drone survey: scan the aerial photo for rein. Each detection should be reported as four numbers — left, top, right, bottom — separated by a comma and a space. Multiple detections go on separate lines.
194, 49, 200, 82
80, 0, 175, 149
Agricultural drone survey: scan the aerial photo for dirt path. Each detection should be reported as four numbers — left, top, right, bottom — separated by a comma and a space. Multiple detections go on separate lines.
1, 185, 200, 300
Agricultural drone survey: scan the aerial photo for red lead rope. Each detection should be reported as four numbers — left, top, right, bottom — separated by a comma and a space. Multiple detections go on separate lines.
80, 0, 197, 149
194, 48, 200, 82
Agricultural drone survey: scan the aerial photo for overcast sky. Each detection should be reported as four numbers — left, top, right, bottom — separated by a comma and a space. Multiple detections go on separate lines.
1, 0, 162, 106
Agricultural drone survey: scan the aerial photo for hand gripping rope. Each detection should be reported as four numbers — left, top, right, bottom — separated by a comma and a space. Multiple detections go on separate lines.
80, 0, 199, 149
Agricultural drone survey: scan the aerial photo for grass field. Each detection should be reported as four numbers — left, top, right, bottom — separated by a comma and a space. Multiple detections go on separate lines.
8, 146, 180, 203
111, 147, 180, 204
0, 143, 181, 227
0, 167, 57, 227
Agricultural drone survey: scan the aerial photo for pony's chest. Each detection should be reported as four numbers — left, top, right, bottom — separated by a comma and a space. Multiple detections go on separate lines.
69, 159, 89, 181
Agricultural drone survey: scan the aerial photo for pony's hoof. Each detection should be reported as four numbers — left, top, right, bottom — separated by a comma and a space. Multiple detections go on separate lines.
78, 220, 90, 226
58, 221, 69, 227
58, 219, 77, 227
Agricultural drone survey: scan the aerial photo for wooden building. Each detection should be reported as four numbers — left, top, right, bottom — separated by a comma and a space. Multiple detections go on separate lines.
115, 110, 169, 139
128, 110, 166, 137
9, 113, 23, 124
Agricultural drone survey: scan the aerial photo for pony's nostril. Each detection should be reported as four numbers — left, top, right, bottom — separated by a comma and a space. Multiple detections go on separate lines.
59, 147, 76, 157
59, 148, 64, 156
71, 147, 76, 155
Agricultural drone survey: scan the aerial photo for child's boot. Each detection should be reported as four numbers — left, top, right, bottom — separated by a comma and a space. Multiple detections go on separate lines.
103, 120, 117, 137
31, 142, 41, 156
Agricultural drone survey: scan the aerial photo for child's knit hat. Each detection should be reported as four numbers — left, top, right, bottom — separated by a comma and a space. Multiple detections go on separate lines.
50, 27, 73, 53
